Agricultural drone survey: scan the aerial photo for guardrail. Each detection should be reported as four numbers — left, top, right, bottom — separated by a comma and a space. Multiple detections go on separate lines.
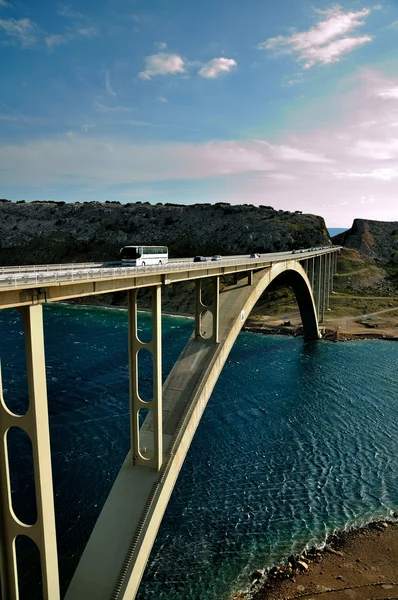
0, 258, 199, 275
0, 249, 340, 291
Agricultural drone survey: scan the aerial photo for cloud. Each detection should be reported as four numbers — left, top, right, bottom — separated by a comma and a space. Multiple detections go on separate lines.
0, 0, 10, 6
376, 86, 398, 99
45, 25, 97, 49
156, 41, 167, 50
258, 7, 373, 68
198, 58, 237, 78
336, 167, 398, 180
254, 140, 332, 163
349, 138, 398, 160
158, 97, 168, 103
0, 17, 39, 48
81, 124, 95, 132
139, 53, 185, 79
94, 101, 132, 113
105, 71, 116, 96
45, 34, 67, 48
0, 114, 24, 122
58, 5, 84, 19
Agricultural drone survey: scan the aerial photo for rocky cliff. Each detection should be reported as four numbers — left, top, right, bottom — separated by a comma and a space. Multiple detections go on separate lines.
332, 219, 398, 263
0, 200, 330, 265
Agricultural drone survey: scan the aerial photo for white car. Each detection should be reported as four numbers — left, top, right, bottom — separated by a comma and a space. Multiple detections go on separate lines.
211, 255, 222, 261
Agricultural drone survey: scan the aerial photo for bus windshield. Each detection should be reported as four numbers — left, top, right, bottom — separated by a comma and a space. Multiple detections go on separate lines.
121, 247, 142, 259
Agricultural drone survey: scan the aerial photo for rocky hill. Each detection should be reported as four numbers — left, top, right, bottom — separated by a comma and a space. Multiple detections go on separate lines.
0, 200, 330, 266
332, 219, 398, 263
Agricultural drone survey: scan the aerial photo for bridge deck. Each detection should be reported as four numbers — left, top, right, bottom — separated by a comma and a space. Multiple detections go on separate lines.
0, 249, 338, 310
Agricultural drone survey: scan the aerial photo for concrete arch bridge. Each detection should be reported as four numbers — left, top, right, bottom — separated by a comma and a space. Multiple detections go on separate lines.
0, 248, 339, 599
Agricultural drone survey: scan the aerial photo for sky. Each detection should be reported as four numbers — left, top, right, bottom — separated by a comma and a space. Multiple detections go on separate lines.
1, 1, 398, 226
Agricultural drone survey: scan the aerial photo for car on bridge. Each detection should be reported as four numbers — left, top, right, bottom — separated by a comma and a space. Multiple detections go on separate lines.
211, 255, 222, 261
193, 256, 207, 262
250, 253, 260, 259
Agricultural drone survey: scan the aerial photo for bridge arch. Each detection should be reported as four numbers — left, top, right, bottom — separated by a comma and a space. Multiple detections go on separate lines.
67, 260, 321, 600
233, 260, 320, 342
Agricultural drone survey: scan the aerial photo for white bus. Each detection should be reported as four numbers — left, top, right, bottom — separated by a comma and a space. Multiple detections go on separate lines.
120, 245, 168, 266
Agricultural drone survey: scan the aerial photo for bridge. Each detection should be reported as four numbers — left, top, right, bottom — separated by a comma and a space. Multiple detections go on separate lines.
0, 247, 340, 599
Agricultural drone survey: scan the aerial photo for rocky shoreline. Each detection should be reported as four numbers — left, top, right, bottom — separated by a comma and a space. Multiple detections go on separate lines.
242, 323, 398, 342
233, 518, 398, 600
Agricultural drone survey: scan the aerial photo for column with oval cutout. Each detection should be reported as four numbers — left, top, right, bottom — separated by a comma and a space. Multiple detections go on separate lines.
128, 286, 163, 471
0, 304, 59, 600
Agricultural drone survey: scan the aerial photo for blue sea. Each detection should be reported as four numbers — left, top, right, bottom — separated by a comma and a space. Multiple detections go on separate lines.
1, 304, 398, 600
328, 227, 348, 237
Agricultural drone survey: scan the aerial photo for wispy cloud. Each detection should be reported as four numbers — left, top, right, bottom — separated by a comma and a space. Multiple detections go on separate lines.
45, 25, 97, 49
105, 71, 116, 96
139, 53, 186, 79
198, 58, 237, 78
0, 17, 39, 48
335, 167, 398, 180
94, 101, 133, 113
0, 0, 10, 7
376, 86, 398, 99
45, 33, 67, 48
158, 96, 168, 103
156, 41, 167, 50
0, 114, 25, 122
258, 7, 373, 68
58, 5, 84, 20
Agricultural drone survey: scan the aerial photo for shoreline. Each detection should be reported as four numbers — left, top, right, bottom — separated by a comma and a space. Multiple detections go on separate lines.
233, 518, 398, 600
242, 322, 398, 342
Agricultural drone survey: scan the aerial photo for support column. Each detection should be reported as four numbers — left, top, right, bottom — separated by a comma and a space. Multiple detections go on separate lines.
0, 304, 60, 600
195, 277, 220, 343
248, 270, 253, 286
320, 254, 327, 323
326, 253, 331, 310
315, 256, 322, 320
128, 286, 163, 471
308, 258, 315, 293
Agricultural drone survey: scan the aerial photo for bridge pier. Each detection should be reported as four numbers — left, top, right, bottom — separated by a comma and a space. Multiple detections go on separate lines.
128, 286, 163, 471
0, 304, 60, 600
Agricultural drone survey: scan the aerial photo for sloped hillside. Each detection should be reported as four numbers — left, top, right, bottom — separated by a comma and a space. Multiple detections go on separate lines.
333, 218, 398, 263
0, 200, 330, 265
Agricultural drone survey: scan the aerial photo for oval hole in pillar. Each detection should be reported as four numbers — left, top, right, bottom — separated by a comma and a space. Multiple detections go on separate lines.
138, 408, 154, 460
138, 348, 153, 403
200, 310, 213, 340
201, 278, 214, 308
7, 426, 38, 525
0, 308, 29, 415
15, 534, 43, 600
136, 289, 153, 344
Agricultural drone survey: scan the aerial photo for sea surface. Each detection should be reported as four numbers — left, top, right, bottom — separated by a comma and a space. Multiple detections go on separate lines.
328, 227, 348, 237
1, 304, 398, 600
